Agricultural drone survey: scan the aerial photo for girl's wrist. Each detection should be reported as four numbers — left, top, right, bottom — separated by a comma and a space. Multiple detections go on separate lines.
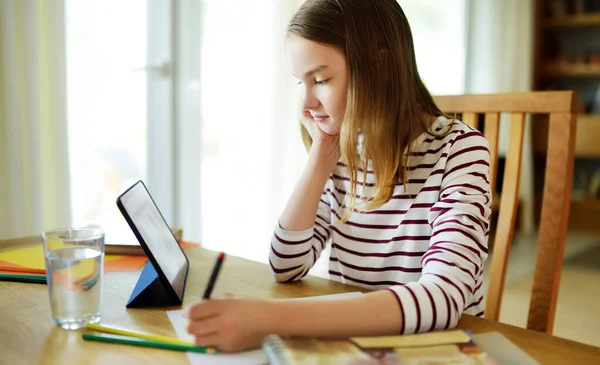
261, 300, 287, 336
309, 141, 340, 172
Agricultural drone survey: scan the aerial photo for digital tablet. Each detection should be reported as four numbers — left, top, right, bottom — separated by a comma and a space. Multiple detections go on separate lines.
116, 180, 189, 303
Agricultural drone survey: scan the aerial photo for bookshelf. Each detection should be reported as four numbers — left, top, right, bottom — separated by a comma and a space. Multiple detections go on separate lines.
542, 63, 600, 76
533, 0, 600, 232
543, 11, 600, 27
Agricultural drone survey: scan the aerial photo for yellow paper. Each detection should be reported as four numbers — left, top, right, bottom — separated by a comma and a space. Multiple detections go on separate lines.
0, 245, 127, 270
351, 329, 470, 348
0, 245, 47, 269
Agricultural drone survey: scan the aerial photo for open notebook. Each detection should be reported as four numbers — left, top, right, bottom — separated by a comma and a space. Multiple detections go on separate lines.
263, 330, 499, 364
262, 331, 539, 364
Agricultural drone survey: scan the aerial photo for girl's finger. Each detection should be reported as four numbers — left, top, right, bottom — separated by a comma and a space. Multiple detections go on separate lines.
300, 114, 314, 131
186, 300, 221, 320
186, 316, 221, 337
193, 333, 222, 348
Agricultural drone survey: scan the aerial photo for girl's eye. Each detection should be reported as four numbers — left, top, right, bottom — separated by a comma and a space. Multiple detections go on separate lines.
315, 79, 329, 86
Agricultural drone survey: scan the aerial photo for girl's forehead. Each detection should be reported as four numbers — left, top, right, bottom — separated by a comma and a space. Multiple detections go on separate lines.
287, 36, 346, 70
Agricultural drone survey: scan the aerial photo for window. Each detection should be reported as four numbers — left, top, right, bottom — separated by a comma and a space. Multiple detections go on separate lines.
65, 0, 174, 245
398, 0, 468, 95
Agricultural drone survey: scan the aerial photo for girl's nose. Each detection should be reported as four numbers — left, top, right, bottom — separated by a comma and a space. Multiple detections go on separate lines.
302, 93, 320, 110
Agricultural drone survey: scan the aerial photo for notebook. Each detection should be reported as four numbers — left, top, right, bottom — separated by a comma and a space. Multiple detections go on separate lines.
262, 329, 500, 365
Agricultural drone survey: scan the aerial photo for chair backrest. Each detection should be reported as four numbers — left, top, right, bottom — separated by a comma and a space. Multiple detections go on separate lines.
433, 91, 579, 334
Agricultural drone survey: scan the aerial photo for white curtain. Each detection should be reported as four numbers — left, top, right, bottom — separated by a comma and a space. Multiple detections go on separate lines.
466, 0, 535, 233
0, 0, 71, 239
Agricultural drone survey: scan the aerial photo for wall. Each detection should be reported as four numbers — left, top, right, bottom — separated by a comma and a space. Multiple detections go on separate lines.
465, 0, 535, 233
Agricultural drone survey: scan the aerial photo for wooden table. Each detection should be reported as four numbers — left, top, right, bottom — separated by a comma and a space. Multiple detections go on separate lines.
2, 242, 600, 364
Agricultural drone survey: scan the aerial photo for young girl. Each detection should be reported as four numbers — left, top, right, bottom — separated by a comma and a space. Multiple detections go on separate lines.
186, 0, 491, 352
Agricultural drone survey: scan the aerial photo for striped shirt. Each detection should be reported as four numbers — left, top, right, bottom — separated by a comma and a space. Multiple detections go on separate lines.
269, 116, 491, 335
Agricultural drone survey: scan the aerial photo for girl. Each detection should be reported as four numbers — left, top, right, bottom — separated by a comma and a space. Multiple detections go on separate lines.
186, 0, 491, 352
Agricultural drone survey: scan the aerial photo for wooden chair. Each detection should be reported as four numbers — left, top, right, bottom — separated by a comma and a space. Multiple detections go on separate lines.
433, 91, 579, 334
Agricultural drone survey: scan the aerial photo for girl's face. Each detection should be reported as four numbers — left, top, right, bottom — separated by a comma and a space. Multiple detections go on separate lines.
287, 35, 348, 135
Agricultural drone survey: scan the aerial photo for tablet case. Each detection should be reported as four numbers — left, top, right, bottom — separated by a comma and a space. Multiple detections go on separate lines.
126, 261, 181, 308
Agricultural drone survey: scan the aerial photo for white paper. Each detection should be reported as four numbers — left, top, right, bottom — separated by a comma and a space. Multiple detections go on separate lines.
472, 332, 539, 365
166, 292, 363, 365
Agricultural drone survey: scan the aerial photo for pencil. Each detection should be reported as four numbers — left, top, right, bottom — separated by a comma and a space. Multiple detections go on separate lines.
203, 252, 226, 299
86, 323, 196, 347
82, 333, 217, 354
0, 273, 47, 284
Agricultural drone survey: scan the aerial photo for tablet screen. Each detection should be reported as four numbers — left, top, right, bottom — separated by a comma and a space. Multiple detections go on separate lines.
118, 181, 188, 299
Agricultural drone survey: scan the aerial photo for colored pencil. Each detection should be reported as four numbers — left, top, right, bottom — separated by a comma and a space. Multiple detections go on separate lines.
0, 273, 47, 284
203, 252, 226, 299
86, 323, 196, 347
82, 333, 217, 354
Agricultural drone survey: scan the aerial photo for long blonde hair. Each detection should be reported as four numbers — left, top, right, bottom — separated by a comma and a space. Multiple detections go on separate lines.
289, 0, 444, 221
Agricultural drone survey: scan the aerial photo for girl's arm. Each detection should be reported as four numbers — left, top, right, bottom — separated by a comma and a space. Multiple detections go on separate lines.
266, 290, 403, 337
268, 141, 339, 282
185, 290, 404, 352
278, 142, 338, 231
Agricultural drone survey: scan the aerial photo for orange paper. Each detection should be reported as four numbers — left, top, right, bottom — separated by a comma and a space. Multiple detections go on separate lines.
0, 241, 199, 275
0, 260, 46, 275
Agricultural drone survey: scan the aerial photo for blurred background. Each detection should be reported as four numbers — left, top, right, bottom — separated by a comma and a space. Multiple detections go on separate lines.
1, 0, 599, 346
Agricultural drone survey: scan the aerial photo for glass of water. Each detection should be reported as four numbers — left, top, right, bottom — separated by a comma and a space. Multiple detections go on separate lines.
42, 227, 105, 330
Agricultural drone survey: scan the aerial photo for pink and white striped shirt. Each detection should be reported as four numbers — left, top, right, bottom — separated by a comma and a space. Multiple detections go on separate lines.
269, 116, 491, 334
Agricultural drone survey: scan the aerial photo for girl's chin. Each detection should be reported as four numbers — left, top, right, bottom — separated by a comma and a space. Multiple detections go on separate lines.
316, 123, 341, 136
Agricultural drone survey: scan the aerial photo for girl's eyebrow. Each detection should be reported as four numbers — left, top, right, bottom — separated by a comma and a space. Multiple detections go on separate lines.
304, 65, 329, 77
293, 65, 329, 79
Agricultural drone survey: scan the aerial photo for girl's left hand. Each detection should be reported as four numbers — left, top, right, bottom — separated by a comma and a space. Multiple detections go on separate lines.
184, 296, 273, 353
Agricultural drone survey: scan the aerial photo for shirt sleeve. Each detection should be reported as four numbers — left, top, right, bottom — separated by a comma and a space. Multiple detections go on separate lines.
387, 128, 492, 334
268, 187, 332, 282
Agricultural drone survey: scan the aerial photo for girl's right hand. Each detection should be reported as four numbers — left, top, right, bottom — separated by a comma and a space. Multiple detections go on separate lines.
300, 109, 341, 167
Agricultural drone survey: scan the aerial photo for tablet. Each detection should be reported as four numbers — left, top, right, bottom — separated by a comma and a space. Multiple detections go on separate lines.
116, 180, 189, 303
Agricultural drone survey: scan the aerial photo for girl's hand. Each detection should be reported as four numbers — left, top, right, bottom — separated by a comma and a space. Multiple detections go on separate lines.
300, 109, 338, 143
300, 109, 341, 169
185, 296, 272, 353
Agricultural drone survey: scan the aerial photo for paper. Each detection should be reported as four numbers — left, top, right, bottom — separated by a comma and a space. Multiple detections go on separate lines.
351, 329, 470, 348
166, 292, 363, 365
0, 245, 148, 274
472, 332, 539, 365
0, 245, 46, 270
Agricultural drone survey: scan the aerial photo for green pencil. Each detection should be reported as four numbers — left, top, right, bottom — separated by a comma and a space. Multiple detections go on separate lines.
0, 273, 47, 284
82, 333, 217, 354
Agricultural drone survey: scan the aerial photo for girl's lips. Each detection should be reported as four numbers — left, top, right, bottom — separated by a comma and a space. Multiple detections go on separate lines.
313, 116, 329, 123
